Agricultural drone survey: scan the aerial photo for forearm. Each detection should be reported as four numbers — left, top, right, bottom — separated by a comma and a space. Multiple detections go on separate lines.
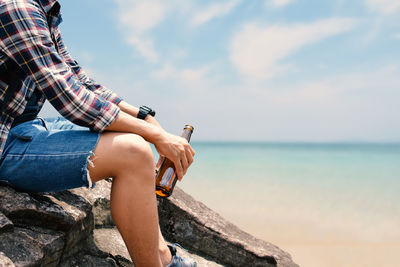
106, 110, 164, 144
118, 101, 162, 128
118, 101, 139, 117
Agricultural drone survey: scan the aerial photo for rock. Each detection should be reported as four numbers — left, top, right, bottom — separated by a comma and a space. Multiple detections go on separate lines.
93, 228, 131, 263
58, 252, 118, 267
70, 179, 114, 228
45, 190, 94, 260
93, 228, 224, 267
0, 252, 15, 267
0, 180, 298, 266
0, 186, 94, 266
158, 187, 298, 267
0, 186, 76, 231
0, 227, 64, 266
0, 212, 13, 234
173, 245, 224, 267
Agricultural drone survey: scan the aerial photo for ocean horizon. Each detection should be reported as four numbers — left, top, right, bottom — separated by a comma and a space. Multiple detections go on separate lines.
166, 141, 400, 267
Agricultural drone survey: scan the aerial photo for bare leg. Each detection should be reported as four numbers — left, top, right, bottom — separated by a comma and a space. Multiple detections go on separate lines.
159, 226, 173, 266
88, 132, 172, 267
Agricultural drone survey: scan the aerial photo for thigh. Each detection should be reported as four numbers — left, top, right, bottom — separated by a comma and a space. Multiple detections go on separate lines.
88, 131, 155, 183
0, 118, 100, 192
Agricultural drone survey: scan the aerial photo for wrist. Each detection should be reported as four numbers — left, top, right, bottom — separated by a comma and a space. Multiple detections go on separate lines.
146, 124, 166, 144
145, 113, 163, 129
144, 114, 153, 123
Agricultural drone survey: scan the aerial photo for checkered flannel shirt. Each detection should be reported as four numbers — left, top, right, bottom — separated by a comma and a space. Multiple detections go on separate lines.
0, 0, 122, 155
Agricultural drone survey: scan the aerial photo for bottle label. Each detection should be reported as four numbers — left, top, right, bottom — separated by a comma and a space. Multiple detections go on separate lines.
160, 167, 175, 187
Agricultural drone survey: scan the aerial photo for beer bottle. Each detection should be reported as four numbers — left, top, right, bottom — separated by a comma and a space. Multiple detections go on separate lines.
155, 125, 194, 198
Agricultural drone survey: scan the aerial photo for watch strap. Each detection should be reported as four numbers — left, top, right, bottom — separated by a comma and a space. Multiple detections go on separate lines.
138, 106, 156, 120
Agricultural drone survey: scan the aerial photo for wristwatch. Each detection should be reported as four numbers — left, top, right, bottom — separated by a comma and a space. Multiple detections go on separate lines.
137, 106, 156, 120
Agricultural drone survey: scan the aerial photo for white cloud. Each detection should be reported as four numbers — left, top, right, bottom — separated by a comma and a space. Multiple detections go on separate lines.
219, 65, 400, 142
267, 0, 294, 8
258, 65, 400, 107
365, 0, 400, 14
113, 0, 239, 62
152, 63, 211, 89
362, 17, 384, 44
119, 1, 166, 32
127, 36, 159, 63
393, 32, 400, 40
191, 1, 240, 26
115, 0, 168, 63
230, 18, 358, 80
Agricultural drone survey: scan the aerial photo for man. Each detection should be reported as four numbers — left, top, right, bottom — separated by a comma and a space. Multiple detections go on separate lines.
0, 0, 196, 266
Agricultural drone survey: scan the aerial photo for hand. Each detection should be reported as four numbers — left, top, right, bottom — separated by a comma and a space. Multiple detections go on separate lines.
154, 131, 195, 181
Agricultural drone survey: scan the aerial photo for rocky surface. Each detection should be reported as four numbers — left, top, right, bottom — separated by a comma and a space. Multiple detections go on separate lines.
158, 188, 297, 267
0, 180, 298, 266
0, 252, 14, 267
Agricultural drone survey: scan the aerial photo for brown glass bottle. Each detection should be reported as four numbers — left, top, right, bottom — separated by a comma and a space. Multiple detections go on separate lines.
155, 125, 194, 198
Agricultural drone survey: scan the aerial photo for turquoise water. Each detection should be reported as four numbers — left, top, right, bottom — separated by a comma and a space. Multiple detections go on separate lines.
171, 142, 400, 266
180, 143, 400, 211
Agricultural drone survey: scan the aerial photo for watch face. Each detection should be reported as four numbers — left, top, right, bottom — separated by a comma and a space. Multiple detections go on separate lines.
142, 106, 151, 112
141, 106, 155, 117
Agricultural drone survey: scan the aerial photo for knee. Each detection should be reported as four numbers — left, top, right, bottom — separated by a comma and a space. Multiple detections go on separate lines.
89, 132, 155, 182
116, 134, 155, 170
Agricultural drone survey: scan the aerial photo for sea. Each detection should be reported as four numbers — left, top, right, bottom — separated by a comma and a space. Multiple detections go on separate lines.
170, 142, 400, 267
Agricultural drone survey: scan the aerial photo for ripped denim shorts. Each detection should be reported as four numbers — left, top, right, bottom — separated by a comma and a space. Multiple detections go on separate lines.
0, 117, 101, 192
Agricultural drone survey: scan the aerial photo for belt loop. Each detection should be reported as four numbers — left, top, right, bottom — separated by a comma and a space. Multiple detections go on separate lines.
37, 117, 48, 131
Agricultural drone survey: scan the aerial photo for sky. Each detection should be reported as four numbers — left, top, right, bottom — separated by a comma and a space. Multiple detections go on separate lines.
40, 0, 400, 142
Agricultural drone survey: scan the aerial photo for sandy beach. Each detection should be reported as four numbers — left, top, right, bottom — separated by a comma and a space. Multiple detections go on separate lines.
179, 142, 400, 267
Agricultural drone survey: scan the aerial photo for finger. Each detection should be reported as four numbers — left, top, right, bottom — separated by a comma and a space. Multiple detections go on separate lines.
189, 145, 195, 157
180, 149, 189, 176
185, 147, 194, 167
173, 157, 184, 181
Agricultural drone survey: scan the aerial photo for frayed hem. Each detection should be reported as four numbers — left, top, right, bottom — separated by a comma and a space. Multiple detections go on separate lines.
82, 151, 95, 189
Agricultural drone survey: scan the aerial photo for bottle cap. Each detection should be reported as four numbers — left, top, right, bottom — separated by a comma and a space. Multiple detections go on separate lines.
184, 125, 194, 132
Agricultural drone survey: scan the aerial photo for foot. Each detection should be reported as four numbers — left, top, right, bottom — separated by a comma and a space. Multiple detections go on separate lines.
165, 244, 197, 267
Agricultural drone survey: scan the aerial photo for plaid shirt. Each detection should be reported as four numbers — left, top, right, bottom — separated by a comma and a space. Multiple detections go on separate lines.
0, 0, 122, 155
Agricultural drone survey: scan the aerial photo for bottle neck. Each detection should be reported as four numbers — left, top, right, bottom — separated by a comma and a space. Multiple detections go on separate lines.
181, 128, 193, 142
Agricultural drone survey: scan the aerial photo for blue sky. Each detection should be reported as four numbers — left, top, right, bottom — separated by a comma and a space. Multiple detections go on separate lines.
41, 0, 400, 142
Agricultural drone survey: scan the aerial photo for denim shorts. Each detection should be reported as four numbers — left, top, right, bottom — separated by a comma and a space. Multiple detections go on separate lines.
0, 117, 101, 192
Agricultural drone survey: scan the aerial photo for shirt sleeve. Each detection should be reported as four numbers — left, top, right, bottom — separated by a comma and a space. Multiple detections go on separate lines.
54, 27, 123, 106
0, 0, 119, 132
